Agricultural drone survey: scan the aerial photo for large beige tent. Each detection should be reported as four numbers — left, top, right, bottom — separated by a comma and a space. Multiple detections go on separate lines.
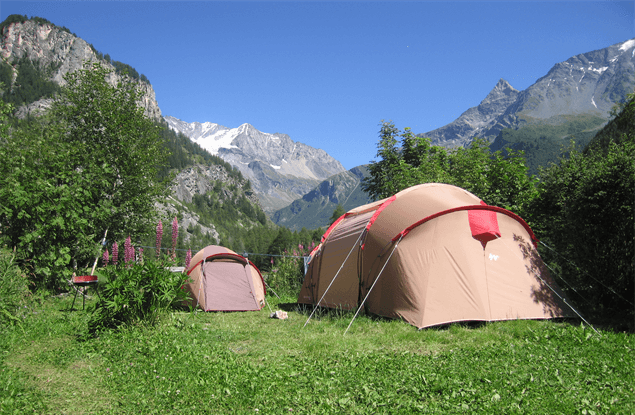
298, 183, 572, 329
184, 245, 266, 311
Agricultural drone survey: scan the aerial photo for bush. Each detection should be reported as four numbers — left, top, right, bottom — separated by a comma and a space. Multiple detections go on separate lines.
87, 260, 190, 333
0, 247, 31, 328
266, 245, 311, 298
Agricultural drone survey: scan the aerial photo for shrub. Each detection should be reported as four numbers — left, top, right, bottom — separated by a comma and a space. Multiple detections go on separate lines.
266, 245, 311, 298
0, 247, 31, 328
88, 260, 190, 333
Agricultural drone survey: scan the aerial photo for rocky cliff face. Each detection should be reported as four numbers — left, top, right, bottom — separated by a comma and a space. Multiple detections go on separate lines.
157, 163, 264, 244
423, 39, 635, 148
164, 116, 346, 214
171, 163, 259, 207
1, 19, 161, 120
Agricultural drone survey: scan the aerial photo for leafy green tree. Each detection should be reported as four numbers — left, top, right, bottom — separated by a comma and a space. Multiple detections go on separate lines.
362, 121, 538, 218
361, 121, 404, 201
526, 97, 635, 326
0, 62, 170, 288
329, 204, 345, 225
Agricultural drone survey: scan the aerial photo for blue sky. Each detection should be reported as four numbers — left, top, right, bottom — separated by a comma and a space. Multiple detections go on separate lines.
1, 1, 633, 169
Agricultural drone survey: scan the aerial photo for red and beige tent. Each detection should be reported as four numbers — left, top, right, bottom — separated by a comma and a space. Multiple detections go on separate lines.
298, 183, 573, 329
184, 245, 266, 311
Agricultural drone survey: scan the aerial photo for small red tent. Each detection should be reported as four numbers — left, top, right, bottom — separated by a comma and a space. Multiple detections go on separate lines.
184, 245, 266, 311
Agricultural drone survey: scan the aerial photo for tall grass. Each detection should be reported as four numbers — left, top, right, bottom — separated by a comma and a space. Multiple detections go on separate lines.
1, 293, 633, 414
0, 247, 31, 330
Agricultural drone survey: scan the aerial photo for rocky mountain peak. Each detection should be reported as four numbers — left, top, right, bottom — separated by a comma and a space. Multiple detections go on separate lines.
165, 117, 346, 214
1, 19, 162, 120
482, 79, 518, 104
421, 39, 635, 148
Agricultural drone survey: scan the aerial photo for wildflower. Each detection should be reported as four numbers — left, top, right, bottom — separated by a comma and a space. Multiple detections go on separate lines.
185, 248, 192, 269
156, 220, 163, 259
171, 217, 178, 260
298, 243, 303, 251
138, 247, 144, 264
106, 368, 110, 372
102, 249, 109, 267
124, 235, 134, 267
112, 241, 119, 266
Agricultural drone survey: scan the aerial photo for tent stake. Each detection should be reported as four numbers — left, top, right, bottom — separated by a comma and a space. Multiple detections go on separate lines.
344, 236, 402, 335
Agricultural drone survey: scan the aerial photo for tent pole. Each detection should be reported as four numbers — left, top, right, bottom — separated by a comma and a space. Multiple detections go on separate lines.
303, 228, 367, 328
344, 236, 402, 335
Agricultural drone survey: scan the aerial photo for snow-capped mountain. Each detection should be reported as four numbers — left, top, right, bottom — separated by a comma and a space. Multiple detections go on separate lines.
424, 39, 635, 148
164, 116, 346, 213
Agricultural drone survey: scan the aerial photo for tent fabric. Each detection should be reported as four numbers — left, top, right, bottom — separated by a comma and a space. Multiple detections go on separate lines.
184, 245, 266, 311
298, 183, 572, 329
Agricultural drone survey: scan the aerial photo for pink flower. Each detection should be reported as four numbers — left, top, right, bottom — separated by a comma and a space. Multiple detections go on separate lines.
185, 249, 192, 269
102, 249, 109, 267
156, 220, 163, 259
124, 235, 134, 266
138, 247, 144, 263
112, 241, 119, 266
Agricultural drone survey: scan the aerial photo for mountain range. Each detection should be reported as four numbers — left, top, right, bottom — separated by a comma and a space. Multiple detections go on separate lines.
2, 15, 634, 233
163, 117, 346, 215
423, 39, 635, 148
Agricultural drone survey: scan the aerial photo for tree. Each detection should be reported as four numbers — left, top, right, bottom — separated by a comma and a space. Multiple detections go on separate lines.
362, 121, 538, 218
329, 204, 346, 225
361, 121, 403, 201
0, 62, 170, 288
526, 97, 635, 326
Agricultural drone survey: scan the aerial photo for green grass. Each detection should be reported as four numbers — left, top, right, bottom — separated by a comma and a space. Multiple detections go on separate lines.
1, 294, 633, 414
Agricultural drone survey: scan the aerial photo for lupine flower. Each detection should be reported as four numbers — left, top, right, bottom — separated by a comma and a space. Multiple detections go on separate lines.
124, 235, 134, 266
102, 249, 109, 267
156, 220, 163, 259
171, 217, 178, 260
298, 244, 304, 251
138, 247, 144, 264
185, 249, 192, 269
112, 241, 119, 266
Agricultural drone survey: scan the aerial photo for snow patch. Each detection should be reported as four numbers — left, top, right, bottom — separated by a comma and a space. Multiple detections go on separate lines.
587, 66, 608, 74
619, 39, 635, 52
193, 127, 240, 155
591, 96, 597, 109
270, 164, 281, 170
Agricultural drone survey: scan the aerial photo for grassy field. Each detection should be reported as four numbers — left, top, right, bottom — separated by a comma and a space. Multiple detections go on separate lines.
1, 293, 633, 414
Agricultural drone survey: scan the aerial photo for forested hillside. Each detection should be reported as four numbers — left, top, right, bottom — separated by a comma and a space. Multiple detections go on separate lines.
489, 114, 607, 175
